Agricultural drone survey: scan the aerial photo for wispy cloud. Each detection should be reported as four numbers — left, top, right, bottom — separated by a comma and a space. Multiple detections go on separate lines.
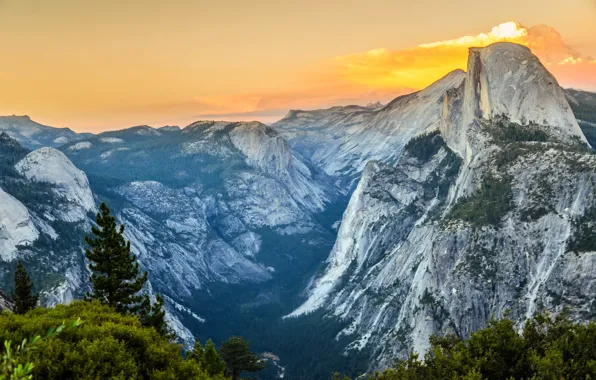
197, 21, 596, 124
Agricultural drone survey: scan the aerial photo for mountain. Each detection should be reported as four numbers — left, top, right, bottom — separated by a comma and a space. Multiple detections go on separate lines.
0, 116, 91, 149
57, 121, 341, 294
288, 42, 596, 370
273, 70, 466, 191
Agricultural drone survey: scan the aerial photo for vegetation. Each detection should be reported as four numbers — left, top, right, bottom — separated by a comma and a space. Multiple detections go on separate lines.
0, 301, 223, 380
448, 173, 513, 227
85, 202, 169, 337
404, 131, 444, 162
85, 202, 148, 313
484, 116, 550, 143
334, 312, 596, 380
0, 318, 82, 380
188, 340, 227, 377
219, 336, 265, 380
12, 262, 38, 315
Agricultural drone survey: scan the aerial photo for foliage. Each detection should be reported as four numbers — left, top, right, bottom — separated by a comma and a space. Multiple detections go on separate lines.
85, 202, 170, 337
448, 173, 513, 227
138, 294, 171, 339
485, 117, 550, 143
404, 131, 444, 162
85, 202, 148, 314
11, 262, 38, 315
0, 318, 82, 380
356, 312, 596, 380
189, 340, 227, 377
0, 301, 223, 380
219, 336, 265, 380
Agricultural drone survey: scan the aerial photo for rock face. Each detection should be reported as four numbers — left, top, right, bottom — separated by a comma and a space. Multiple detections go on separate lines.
290, 42, 596, 369
16, 148, 96, 222
449, 42, 585, 157
274, 70, 466, 191
0, 188, 39, 261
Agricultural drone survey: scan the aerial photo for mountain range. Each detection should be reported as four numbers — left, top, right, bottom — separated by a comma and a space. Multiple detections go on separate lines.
1, 42, 596, 379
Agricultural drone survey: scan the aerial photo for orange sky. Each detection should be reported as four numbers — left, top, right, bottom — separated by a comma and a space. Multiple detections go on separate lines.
0, 1, 595, 132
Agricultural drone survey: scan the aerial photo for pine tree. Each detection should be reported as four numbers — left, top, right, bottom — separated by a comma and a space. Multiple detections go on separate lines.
138, 294, 172, 338
12, 260, 38, 314
202, 339, 226, 376
188, 339, 226, 376
188, 340, 205, 362
85, 202, 148, 314
220, 336, 265, 380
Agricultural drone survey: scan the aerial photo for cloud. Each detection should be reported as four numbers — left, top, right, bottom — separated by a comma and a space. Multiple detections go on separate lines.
330, 21, 596, 91
197, 21, 596, 124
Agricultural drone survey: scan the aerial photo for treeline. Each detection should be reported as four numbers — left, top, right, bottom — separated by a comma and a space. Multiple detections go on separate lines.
1, 203, 263, 380
335, 312, 596, 380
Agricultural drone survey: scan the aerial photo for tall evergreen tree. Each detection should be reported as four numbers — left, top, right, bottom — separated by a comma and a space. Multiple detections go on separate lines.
202, 339, 226, 377
138, 294, 171, 338
85, 202, 148, 314
189, 339, 226, 376
12, 260, 38, 314
220, 336, 265, 380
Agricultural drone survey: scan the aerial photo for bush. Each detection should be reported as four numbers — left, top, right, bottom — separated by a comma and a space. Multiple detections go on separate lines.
366, 312, 596, 380
0, 301, 223, 380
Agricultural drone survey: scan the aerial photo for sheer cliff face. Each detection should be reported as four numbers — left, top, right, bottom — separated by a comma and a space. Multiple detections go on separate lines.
290, 42, 596, 369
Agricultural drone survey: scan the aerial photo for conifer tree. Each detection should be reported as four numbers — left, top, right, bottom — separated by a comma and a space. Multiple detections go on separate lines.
188, 340, 205, 362
85, 202, 148, 314
202, 339, 226, 377
220, 336, 265, 380
138, 294, 171, 338
12, 260, 38, 314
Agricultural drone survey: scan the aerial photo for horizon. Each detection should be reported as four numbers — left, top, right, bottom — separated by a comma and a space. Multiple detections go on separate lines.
3, 66, 594, 135
1, 1, 595, 132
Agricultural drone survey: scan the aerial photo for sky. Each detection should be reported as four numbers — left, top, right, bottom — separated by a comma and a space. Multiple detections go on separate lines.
0, 0, 595, 132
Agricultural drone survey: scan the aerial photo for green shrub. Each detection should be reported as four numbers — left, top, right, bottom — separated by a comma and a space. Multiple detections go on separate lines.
364, 312, 596, 380
0, 301, 223, 380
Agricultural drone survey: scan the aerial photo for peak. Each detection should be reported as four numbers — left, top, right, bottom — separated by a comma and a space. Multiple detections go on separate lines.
158, 125, 181, 132
471, 41, 532, 54
445, 40, 587, 157
365, 101, 384, 109
0, 115, 31, 121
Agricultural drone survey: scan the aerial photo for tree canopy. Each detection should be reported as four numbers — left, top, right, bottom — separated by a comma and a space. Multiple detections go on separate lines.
0, 301, 224, 380
362, 312, 596, 380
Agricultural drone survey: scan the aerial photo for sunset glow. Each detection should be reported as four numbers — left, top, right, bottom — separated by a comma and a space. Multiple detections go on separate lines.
0, 1, 595, 131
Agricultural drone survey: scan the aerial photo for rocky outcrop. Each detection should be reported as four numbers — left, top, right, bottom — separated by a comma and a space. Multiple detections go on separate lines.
16, 147, 96, 222
0, 188, 39, 261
